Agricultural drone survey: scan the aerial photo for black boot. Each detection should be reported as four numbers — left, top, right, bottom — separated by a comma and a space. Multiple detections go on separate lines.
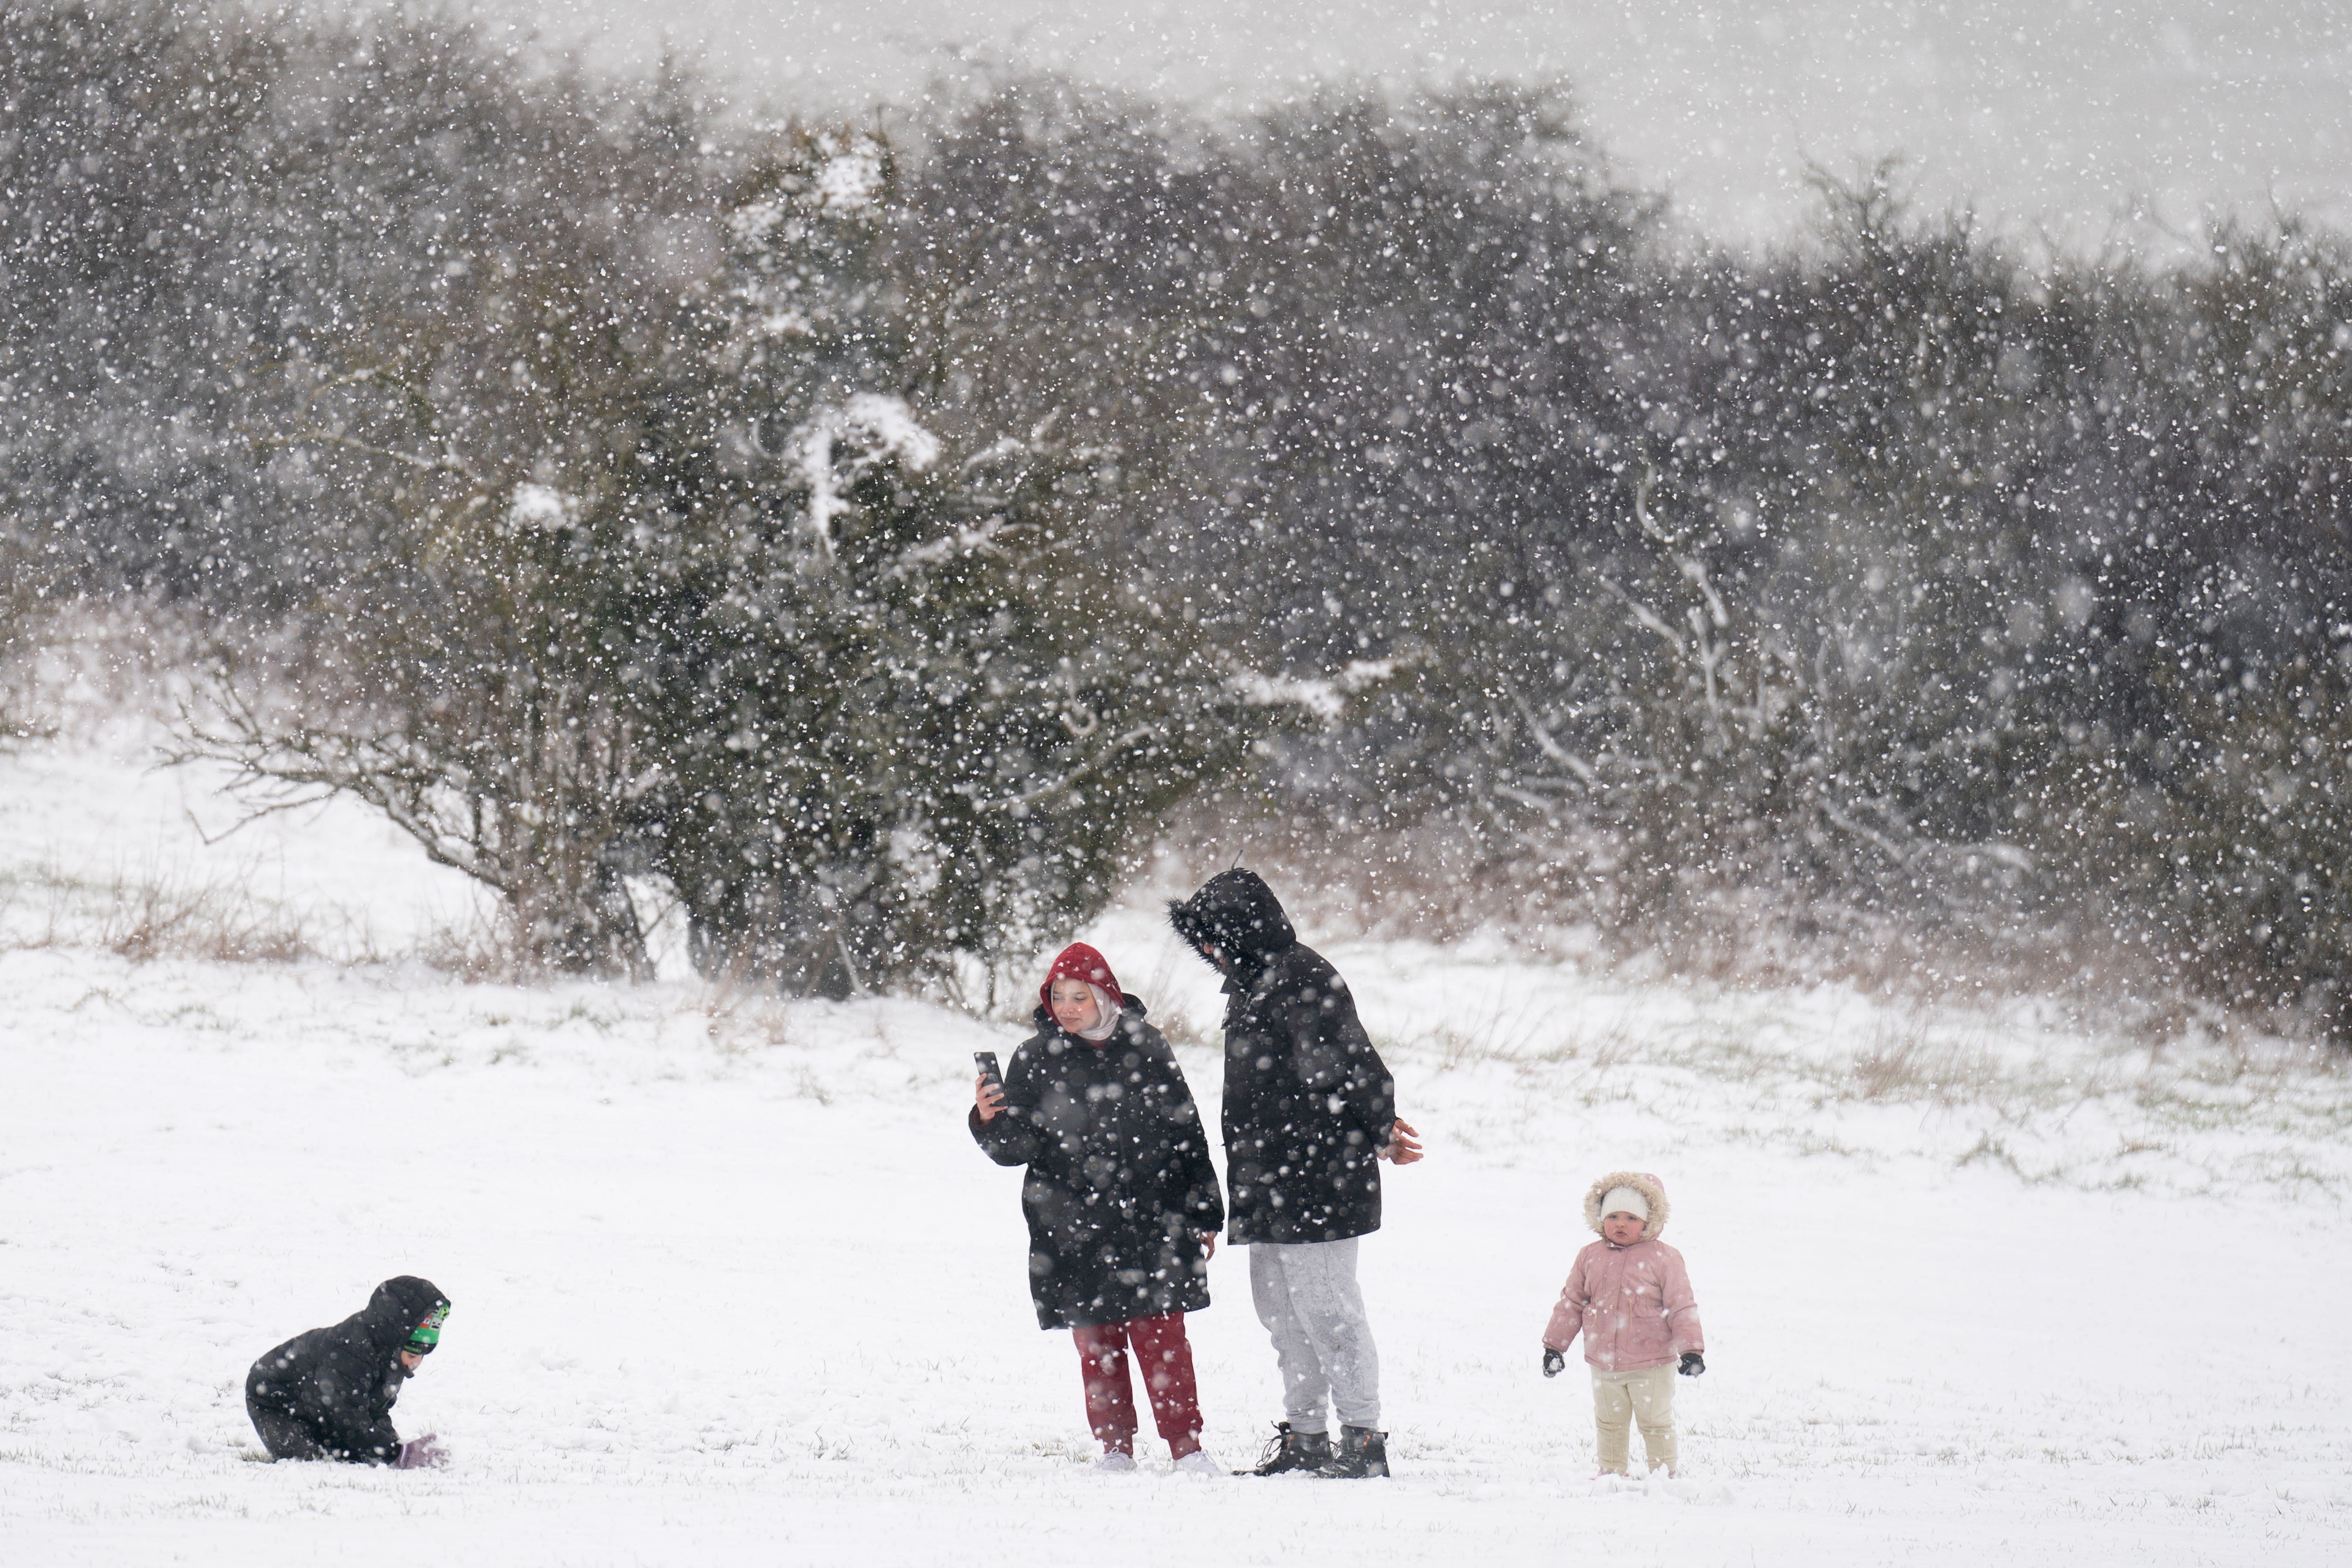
1313, 1425, 1390, 1478
1240, 1421, 1331, 1476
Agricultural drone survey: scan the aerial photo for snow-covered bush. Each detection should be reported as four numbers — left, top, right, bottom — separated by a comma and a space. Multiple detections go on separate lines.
1231, 157, 2352, 1030
620, 130, 1265, 995
185, 121, 1271, 989
146, 8, 718, 973
183, 478, 663, 975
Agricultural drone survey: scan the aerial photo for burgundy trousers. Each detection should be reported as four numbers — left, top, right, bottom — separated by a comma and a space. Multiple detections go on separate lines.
1071, 1311, 1203, 1458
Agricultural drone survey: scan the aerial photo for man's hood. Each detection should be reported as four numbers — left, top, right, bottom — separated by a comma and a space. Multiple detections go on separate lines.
1168, 868, 1297, 971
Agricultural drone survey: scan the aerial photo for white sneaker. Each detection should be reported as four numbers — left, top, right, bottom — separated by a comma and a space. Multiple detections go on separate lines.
1172, 1448, 1226, 1476
1093, 1450, 1137, 1474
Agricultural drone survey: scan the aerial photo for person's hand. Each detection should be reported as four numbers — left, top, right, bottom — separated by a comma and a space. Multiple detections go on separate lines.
1678, 1352, 1705, 1377
1199, 1231, 1218, 1263
394, 1434, 447, 1470
974, 1075, 1005, 1124
1542, 1347, 1566, 1379
1378, 1117, 1424, 1164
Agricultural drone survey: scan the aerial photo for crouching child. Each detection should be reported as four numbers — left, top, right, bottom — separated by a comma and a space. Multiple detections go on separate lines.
245, 1276, 452, 1468
1541, 1173, 1704, 1476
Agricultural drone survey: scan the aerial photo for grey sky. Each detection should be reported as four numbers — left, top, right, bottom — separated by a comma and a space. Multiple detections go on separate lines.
477, 0, 2348, 251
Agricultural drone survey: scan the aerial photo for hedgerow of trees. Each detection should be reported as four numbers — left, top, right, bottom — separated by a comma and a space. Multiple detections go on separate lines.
6, 2, 2349, 1034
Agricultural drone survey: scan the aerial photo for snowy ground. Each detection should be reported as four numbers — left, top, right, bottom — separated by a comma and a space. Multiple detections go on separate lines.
5, 718, 2352, 1565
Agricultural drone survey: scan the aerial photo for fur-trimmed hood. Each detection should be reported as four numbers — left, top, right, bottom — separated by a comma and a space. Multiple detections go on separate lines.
1584, 1171, 1669, 1241
1168, 868, 1297, 976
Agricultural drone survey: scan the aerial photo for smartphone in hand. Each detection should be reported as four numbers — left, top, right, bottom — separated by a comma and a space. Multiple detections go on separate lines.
973, 1051, 1005, 1094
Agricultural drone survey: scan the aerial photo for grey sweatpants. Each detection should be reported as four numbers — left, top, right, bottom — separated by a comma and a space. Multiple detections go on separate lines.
1248, 1237, 1381, 1432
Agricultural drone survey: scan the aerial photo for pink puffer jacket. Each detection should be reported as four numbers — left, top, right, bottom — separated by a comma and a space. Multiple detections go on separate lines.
1543, 1237, 1704, 1370
1542, 1170, 1703, 1371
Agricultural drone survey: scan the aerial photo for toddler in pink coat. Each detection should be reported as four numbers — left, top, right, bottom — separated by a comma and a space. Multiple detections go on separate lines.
1541, 1171, 1705, 1476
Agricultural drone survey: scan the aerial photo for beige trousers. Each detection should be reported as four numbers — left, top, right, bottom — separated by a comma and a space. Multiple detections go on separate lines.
1590, 1365, 1676, 1474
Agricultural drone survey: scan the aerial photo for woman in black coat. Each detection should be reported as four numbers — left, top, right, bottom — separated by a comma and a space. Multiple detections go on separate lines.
970, 941, 1225, 1472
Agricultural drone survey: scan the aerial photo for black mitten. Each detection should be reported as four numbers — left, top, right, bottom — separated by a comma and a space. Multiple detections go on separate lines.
1542, 1347, 1565, 1379
1678, 1352, 1705, 1377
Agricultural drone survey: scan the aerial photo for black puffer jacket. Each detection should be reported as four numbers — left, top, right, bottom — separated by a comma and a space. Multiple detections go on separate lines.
245, 1276, 448, 1463
1170, 869, 1397, 1245
970, 998, 1225, 1330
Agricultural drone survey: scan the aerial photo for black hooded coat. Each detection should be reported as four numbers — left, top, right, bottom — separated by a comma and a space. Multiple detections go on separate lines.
244, 1276, 449, 1463
1170, 869, 1397, 1246
970, 998, 1225, 1330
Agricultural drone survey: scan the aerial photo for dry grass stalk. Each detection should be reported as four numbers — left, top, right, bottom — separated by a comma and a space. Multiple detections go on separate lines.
3, 864, 318, 966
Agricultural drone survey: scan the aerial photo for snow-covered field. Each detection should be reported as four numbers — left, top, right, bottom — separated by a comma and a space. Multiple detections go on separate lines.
5, 716, 2351, 1565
